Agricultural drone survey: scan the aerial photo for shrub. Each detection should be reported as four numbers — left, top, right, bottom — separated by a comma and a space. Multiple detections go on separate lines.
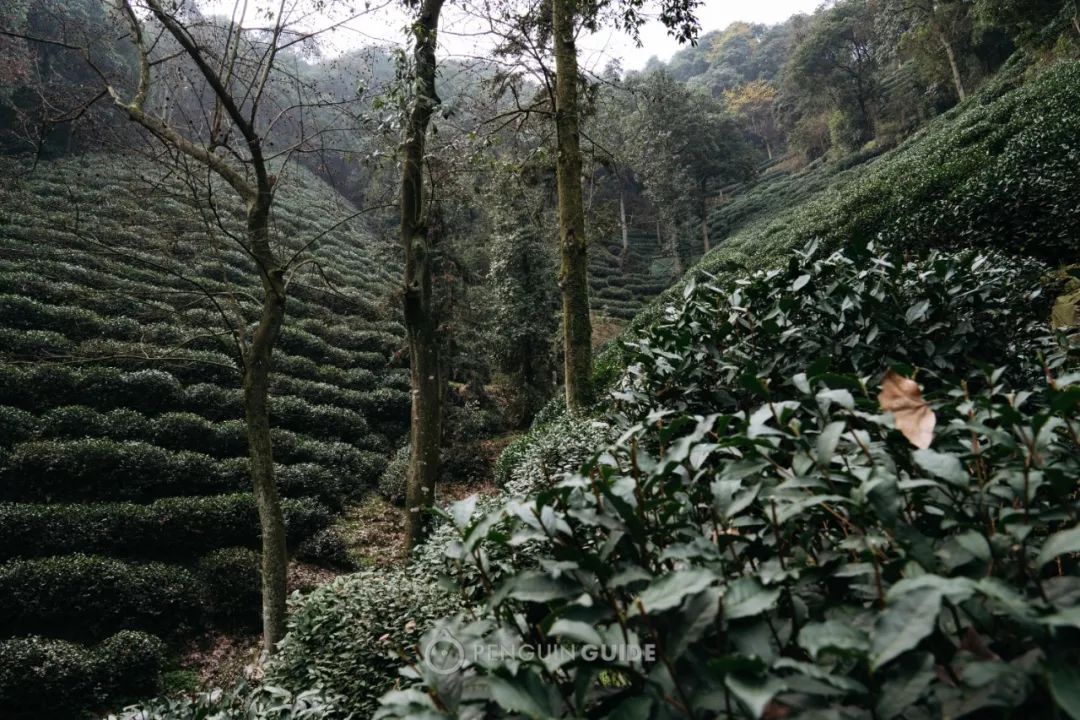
0, 554, 202, 640
0, 494, 330, 560
494, 412, 611, 496
197, 548, 261, 628
0, 631, 165, 720
296, 528, 356, 570
150, 412, 232, 454
378, 248, 1080, 719
106, 681, 341, 719
0, 405, 37, 446
39, 405, 150, 441
378, 444, 409, 505
267, 570, 463, 717
0, 439, 224, 501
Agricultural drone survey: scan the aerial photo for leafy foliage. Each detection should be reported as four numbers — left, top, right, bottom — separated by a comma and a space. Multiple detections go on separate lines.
378, 247, 1078, 719
266, 570, 464, 717
0, 631, 165, 720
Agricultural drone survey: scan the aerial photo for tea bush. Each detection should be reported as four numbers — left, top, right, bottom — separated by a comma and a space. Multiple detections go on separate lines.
267, 570, 464, 717
0, 494, 330, 560
197, 548, 262, 627
0, 631, 165, 720
379, 443, 410, 505
0, 554, 202, 640
378, 247, 1079, 719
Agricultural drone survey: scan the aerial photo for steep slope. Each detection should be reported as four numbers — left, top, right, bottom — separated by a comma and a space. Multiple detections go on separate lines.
0, 154, 407, 716
601, 57, 1080, 356
588, 231, 676, 321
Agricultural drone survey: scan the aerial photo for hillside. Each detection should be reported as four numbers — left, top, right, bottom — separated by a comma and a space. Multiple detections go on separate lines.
588, 230, 676, 321
135, 53, 1080, 720
601, 56, 1080, 356
366, 55, 1080, 720
0, 154, 407, 716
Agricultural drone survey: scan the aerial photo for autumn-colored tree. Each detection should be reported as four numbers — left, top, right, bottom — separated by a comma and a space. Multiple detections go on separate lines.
724, 79, 781, 158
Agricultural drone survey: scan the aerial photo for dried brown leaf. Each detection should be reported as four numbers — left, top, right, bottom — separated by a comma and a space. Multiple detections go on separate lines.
878, 370, 936, 449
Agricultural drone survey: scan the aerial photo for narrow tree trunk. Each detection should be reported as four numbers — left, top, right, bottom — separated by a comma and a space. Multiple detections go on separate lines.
701, 188, 710, 255
656, 217, 663, 249
243, 200, 288, 653
552, 0, 593, 411
939, 30, 966, 101
618, 187, 629, 270
401, 0, 445, 552
666, 220, 683, 276
765, 140, 773, 160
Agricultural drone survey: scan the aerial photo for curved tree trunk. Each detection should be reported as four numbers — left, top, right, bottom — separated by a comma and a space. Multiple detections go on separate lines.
244, 198, 288, 652
402, 0, 445, 552
553, 0, 593, 411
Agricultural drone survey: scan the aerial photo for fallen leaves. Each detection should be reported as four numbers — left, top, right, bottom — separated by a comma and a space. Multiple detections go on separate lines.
878, 370, 936, 449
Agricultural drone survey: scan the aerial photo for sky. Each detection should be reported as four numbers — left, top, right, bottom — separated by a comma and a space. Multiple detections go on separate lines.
201, 0, 823, 72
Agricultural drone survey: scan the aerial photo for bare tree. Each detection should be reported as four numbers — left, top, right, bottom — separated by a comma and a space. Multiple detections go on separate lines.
400, 0, 446, 550
79, 0, 369, 653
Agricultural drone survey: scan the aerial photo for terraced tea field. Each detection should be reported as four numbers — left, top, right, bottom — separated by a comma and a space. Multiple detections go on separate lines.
0, 154, 408, 714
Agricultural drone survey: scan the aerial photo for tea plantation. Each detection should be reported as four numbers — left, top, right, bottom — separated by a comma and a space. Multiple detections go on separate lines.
0, 154, 409, 716
614, 57, 1080, 343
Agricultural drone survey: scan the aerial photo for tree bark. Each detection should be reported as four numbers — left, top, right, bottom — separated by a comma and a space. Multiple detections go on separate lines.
401, 0, 445, 552
938, 30, 966, 101
243, 197, 288, 653
552, 0, 593, 411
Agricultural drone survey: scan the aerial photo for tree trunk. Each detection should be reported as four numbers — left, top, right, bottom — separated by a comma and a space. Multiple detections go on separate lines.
243, 199, 288, 653
665, 219, 683, 276
552, 0, 593, 411
618, 187, 629, 270
401, 0, 445, 552
701, 188, 710, 255
939, 30, 966, 101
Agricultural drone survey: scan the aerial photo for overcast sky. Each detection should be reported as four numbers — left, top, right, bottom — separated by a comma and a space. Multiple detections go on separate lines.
202, 0, 822, 71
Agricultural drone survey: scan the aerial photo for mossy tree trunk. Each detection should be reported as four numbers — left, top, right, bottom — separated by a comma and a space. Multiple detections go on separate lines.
401, 0, 445, 552
243, 195, 288, 650
553, 0, 593, 411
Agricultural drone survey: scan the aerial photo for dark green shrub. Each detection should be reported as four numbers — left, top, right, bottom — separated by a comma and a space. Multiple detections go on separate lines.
0, 494, 330, 560
0, 439, 224, 501
271, 395, 368, 442
267, 570, 463, 717
184, 383, 243, 421
0, 631, 165, 719
197, 548, 261, 628
0, 327, 72, 357
0, 405, 37, 446
40, 405, 150, 441
0, 554, 202, 640
0, 294, 104, 339
150, 412, 230, 454
95, 630, 167, 702
379, 248, 1080, 719
296, 527, 356, 570
378, 444, 409, 505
